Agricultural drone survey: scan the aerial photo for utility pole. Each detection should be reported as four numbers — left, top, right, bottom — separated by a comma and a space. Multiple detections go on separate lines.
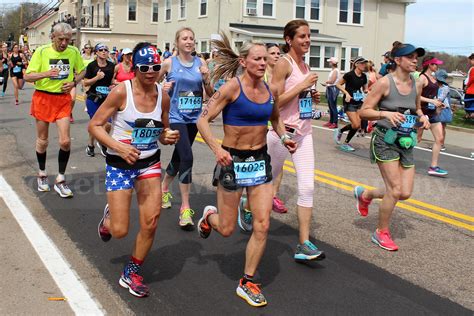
19, 3, 23, 34
75, 0, 82, 48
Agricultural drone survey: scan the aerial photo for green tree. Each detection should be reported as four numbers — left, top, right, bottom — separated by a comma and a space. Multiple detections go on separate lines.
1, 3, 43, 45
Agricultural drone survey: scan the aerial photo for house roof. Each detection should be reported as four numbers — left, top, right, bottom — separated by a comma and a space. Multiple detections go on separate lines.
26, 7, 58, 30
228, 23, 345, 43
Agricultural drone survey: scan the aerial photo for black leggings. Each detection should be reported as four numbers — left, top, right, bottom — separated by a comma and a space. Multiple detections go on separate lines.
165, 123, 198, 184
1, 69, 8, 93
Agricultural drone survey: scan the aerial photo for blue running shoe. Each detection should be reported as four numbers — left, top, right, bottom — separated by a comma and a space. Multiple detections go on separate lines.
333, 129, 342, 145
428, 166, 448, 177
339, 143, 355, 152
294, 240, 325, 262
237, 196, 253, 232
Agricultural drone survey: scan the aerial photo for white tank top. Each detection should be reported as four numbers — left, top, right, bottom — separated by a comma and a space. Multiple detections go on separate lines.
108, 80, 163, 160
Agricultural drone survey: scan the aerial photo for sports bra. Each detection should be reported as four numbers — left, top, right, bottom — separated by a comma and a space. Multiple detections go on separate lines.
222, 77, 273, 126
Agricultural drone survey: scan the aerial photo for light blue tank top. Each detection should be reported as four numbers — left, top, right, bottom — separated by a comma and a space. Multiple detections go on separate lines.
167, 56, 204, 124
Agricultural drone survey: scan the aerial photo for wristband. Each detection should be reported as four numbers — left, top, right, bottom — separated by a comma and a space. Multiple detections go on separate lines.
280, 134, 291, 145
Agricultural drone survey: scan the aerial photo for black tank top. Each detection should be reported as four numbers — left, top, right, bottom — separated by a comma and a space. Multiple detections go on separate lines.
10, 54, 23, 69
420, 73, 438, 111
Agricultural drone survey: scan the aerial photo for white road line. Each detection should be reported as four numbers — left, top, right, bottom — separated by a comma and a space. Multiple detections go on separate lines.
312, 124, 474, 161
0, 175, 104, 315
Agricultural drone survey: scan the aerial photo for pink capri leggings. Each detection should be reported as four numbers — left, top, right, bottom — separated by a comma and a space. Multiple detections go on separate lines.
267, 131, 314, 207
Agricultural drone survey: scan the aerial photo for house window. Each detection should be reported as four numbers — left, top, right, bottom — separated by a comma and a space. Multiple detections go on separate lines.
97, 3, 100, 26
296, 0, 320, 21
90, 6, 94, 26
246, 0, 257, 10
201, 40, 208, 53
179, 0, 186, 19
165, 0, 171, 21
128, 0, 137, 21
341, 46, 360, 70
339, 0, 363, 24
309, 46, 320, 68
324, 46, 336, 68
104, 2, 109, 27
152, 0, 158, 22
200, 0, 207, 16
262, 0, 273, 16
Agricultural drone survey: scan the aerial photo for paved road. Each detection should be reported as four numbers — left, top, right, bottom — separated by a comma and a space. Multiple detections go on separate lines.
0, 84, 473, 314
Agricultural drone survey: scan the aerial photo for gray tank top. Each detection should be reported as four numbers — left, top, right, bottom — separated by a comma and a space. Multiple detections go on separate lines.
377, 74, 417, 129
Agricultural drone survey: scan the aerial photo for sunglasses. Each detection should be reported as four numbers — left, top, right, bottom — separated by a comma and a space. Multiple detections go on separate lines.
85, 47, 91, 49
97, 48, 108, 52
136, 64, 161, 73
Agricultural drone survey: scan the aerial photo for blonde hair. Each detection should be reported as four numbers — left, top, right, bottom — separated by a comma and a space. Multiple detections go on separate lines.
210, 32, 265, 83
174, 27, 195, 54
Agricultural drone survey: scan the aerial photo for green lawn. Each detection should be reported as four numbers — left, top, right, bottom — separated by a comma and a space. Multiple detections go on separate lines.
450, 108, 474, 129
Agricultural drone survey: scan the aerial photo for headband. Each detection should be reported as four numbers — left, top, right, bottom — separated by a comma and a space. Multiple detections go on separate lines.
132, 45, 161, 68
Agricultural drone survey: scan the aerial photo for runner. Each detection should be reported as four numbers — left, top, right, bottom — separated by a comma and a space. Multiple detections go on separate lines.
113, 47, 134, 83
334, 56, 369, 151
237, 42, 284, 232
323, 57, 341, 129
89, 42, 179, 298
417, 55, 447, 176
9, 43, 27, 106
157, 27, 213, 229
81, 44, 95, 67
196, 35, 296, 307
83, 43, 115, 157
355, 43, 429, 251
1, 43, 8, 97
24, 23, 85, 198
267, 19, 325, 262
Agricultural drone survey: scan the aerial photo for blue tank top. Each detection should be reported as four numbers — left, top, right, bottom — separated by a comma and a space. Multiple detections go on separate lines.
167, 56, 204, 124
222, 77, 273, 126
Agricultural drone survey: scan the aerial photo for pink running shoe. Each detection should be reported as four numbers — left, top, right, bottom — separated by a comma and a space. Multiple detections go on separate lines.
353, 186, 371, 217
272, 196, 288, 213
371, 229, 399, 251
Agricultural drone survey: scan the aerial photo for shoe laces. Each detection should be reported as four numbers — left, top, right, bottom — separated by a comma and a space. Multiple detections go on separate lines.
163, 192, 172, 202
181, 208, 194, 218
38, 176, 48, 185
378, 230, 392, 242
304, 240, 318, 251
57, 182, 69, 191
244, 281, 262, 295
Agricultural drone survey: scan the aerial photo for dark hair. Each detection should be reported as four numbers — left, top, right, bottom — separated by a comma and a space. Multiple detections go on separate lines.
421, 55, 435, 74
282, 19, 309, 53
469, 53, 474, 60
387, 42, 405, 71
131, 42, 153, 70
392, 41, 402, 48
266, 43, 279, 49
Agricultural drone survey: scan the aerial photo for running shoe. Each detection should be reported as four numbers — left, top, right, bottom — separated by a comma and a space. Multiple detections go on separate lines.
322, 122, 332, 127
96, 141, 107, 157
272, 196, 288, 213
0, 92, 4, 97
428, 166, 448, 177
327, 123, 338, 129
119, 272, 149, 298
179, 208, 195, 229
311, 109, 322, 120
86, 145, 95, 157
333, 129, 343, 145
69, 114, 74, 123
353, 186, 371, 217
98, 204, 112, 242
15, 100, 19, 106
294, 240, 326, 262
428, 145, 446, 152
54, 181, 74, 198
236, 279, 267, 307
237, 196, 253, 232
197, 205, 217, 239
162, 191, 173, 209
37, 175, 50, 192
339, 143, 355, 152
371, 229, 398, 251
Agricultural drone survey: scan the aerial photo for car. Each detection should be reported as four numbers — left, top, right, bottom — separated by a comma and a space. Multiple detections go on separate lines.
448, 86, 465, 107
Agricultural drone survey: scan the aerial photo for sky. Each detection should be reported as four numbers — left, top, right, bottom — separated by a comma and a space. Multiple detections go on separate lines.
405, 0, 473, 56
2, 0, 473, 56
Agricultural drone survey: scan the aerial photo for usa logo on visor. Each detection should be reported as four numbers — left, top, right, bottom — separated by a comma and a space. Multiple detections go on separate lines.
133, 46, 161, 66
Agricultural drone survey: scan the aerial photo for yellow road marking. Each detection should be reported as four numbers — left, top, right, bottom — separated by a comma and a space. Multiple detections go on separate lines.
195, 134, 473, 231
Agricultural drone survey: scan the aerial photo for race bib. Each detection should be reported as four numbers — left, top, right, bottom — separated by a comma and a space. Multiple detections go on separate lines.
427, 102, 436, 110
400, 114, 418, 129
13, 66, 21, 73
49, 59, 70, 80
353, 91, 365, 102
178, 91, 202, 113
131, 119, 163, 151
234, 160, 266, 186
298, 90, 312, 119
96, 86, 110, 95
3, 64, 8, 70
